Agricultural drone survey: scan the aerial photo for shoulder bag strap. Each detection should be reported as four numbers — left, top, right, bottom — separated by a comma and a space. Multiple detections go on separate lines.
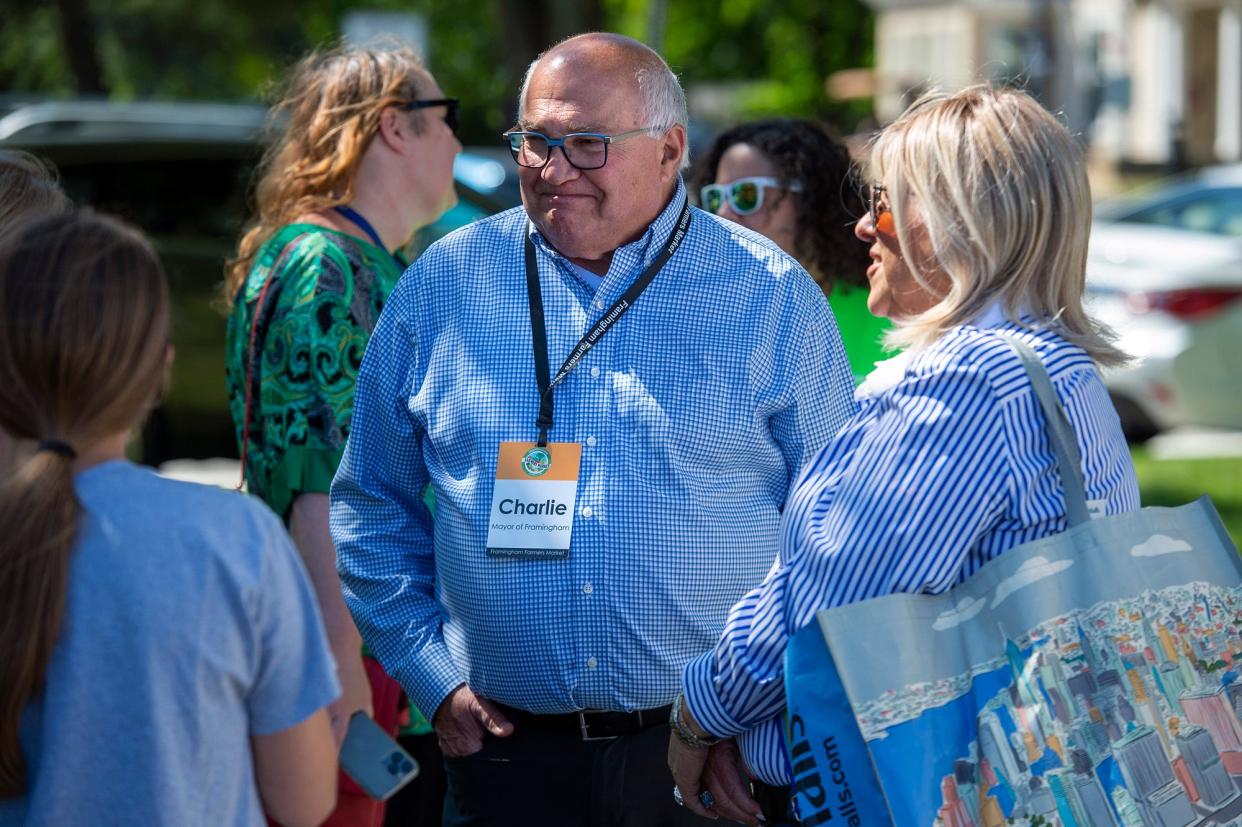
997, 332, 1092, 527
236, 230, 310, 490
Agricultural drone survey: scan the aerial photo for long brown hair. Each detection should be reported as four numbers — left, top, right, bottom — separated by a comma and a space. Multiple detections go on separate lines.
224, 44, 431, 304
0, 212, 170, 796
0, 150, 71, 235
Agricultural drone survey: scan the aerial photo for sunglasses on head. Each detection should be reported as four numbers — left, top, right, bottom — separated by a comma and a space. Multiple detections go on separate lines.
403, 97, 460, 134
700, 177, 803, 216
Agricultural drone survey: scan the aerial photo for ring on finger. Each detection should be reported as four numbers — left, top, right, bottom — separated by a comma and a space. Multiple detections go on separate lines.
699, 790, 716, 809
672, 786, 684, 807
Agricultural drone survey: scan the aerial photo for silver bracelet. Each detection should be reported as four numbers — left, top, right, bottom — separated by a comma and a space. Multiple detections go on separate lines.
669, 692, 721, 748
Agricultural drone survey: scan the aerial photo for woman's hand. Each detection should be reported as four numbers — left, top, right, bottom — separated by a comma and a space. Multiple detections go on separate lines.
329, 652, 374, 744
667, 728, 713, 819
702, 739, 764, 825
668, 736, 765, 824
668, 697, 765, 825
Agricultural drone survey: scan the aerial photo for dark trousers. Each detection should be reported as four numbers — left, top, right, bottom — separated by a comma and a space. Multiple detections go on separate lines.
385, 732, 446, 827
441, 721, 743, 827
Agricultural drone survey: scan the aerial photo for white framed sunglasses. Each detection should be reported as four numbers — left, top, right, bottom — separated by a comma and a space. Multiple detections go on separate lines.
700, 176, 803, 216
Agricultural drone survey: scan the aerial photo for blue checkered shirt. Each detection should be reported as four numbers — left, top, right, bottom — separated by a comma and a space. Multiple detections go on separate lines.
330, 179, 858, 720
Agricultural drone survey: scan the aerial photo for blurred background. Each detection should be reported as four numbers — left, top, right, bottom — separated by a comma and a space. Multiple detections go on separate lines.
1, 0, 1238, 541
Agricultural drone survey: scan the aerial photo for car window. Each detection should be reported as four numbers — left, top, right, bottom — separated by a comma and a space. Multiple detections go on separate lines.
1119, 187, 1242, 236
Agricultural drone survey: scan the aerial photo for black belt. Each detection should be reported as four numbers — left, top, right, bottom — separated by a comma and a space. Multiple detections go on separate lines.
496, 702, 672, 742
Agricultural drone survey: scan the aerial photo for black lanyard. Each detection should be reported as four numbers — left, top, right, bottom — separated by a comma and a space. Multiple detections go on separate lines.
525, 202, 692, 446
334, 205, 408, 270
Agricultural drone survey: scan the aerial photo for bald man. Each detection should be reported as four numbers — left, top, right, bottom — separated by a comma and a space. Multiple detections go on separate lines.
331, 33, 857, 825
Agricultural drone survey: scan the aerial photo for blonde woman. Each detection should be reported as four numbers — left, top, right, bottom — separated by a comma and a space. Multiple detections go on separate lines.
224, 44, 460, 826
0, 212, 339, 827
666, 86, 1141, 825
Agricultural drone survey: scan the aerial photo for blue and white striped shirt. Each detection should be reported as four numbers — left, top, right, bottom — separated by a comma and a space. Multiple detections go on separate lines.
330, 180, 858, 720
681, 311, 1140, 784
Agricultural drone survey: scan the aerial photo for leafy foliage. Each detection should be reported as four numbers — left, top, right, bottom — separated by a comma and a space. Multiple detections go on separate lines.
0, 0, 875, 139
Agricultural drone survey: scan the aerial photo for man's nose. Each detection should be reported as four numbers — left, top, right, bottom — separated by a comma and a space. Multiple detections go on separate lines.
540, 146, 580, 186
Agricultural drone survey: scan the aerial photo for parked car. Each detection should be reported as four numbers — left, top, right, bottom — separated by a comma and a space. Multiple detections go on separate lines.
1087, 165, 1242, 440
0, 99, 521, 463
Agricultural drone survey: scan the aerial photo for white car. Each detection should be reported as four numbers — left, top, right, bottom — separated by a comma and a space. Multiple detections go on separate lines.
1087, 166, 1242, 440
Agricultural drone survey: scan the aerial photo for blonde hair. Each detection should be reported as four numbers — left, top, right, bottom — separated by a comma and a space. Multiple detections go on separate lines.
225, 44, 431, 304
867, 84, 1126, 366
0, 212, 170, 795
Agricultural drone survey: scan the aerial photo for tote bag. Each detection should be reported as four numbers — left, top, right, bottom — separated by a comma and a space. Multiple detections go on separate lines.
784, 337, 1242, 827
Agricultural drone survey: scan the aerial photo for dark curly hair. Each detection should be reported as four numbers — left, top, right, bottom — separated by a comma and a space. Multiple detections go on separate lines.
693, 118, 871, 292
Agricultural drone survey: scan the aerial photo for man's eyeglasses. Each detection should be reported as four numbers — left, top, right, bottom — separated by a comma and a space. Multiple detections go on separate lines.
403, 98, 460, 134
700, 177, 803, 217
868, 182, 894, 234
502, 128, 656, 170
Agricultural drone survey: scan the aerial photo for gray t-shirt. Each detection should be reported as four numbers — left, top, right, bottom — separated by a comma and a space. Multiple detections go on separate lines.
0, 461, 340, 826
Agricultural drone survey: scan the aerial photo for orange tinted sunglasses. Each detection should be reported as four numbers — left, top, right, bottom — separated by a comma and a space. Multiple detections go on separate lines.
869, 182, 895, 235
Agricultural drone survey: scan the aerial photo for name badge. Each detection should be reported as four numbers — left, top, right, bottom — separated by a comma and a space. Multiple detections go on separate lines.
486, 442, 581, 560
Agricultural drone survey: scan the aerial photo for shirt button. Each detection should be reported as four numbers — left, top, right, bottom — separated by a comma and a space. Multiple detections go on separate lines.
594, 299, 605, 310
581, 505, 594, 519
587, 657, 598, 669
582, 582, 594, 594
586, 435, 597, 448
590, 366, 601, 379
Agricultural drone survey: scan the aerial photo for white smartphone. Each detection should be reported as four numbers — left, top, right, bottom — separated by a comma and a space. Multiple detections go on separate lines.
339, 712, 420, 801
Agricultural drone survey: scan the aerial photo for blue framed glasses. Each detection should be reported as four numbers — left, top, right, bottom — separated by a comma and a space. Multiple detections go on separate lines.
502, 128, 655, 170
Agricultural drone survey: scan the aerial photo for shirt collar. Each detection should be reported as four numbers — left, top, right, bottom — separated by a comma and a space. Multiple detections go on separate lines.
525, 177, 689, 276
973, 301, 1012, 329
854, 301, 1033, 400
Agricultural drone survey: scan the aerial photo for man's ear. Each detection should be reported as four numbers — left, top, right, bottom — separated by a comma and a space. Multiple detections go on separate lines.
377, 106, 407, 154
659, 125, 687, 181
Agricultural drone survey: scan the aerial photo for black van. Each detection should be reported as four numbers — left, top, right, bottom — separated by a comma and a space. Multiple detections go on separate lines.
1, 99, 519, 468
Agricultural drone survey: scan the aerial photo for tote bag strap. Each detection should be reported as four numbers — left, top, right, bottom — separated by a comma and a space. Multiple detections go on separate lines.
997, 332, 1092, 527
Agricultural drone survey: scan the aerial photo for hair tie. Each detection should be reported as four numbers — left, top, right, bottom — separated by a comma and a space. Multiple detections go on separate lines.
37, 439, 77, 460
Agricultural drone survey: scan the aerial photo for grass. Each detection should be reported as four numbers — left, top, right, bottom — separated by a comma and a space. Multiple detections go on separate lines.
1131, 446, 1242, 548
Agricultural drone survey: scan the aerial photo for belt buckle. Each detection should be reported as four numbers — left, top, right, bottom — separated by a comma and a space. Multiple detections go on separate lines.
577, 711, 620, 742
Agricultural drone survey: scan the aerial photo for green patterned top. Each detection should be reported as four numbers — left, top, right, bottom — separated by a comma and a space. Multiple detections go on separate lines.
225, 223, 402, 520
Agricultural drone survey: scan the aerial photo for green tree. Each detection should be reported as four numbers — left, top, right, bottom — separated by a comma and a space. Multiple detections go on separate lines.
1, 0, 875, 140
608, 0, 874, 132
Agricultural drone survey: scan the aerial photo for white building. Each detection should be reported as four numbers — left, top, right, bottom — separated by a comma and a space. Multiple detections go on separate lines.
864, 0, 1242, 170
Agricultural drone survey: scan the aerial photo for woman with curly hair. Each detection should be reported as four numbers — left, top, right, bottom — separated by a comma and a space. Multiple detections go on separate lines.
695, 119, 888, 382
224, 43, 461, 827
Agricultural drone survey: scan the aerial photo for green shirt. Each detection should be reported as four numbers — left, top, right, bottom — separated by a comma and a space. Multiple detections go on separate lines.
225, 223, 401, 520
225, 223, 437, 736
827, 283, 892, 384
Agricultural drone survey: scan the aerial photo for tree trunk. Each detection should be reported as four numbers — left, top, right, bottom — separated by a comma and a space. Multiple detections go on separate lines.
55, 0, 108, 94
493, 0, 604, 117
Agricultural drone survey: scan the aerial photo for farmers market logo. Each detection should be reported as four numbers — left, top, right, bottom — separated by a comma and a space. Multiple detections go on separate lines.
522, 447, 551, 477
